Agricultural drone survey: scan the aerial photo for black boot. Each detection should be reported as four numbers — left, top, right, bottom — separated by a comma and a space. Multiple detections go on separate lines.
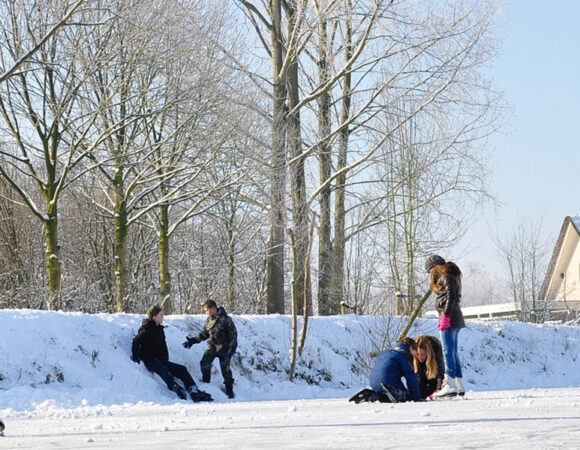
189, 385, 213, 402
171, 384, 187, 400
202, 374, 211, 383
348, 388, 375, 404
225, 382, 234, 399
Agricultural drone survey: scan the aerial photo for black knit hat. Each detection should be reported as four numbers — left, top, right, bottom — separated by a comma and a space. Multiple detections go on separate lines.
425, 254, 445, 273
147, 304, 164, 319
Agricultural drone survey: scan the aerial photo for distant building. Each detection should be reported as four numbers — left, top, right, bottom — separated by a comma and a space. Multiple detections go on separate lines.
539, 216, 580, 321
541, 216, 580, 300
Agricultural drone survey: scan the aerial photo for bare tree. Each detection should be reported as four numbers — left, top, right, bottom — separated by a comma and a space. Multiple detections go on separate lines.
323, 0, 506, 316
313, 0, 336, 315
237, 0, 315, 314
0, 0, 84, 84
0, 174, 43, 307
329, 0, 354, 313
141, 29, 244, 312
461, 260, 508, 307
206, 147, 269, 312
72, 0, 248, 313
0, 0, 508, 323
72, 0, 158, 312
235, 1, 507, 323
494, 215, 551, 322
0, 0, 107, 309
60, 183, 116, 311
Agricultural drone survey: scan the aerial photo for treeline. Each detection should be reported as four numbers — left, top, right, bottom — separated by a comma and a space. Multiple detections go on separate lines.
0, 0, 506, 316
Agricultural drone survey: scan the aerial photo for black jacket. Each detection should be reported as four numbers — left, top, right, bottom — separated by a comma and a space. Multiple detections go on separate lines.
131, 318, 169, 362
432, 262, 466, 329
191, 307, 238, 354
416, 337, 445, 399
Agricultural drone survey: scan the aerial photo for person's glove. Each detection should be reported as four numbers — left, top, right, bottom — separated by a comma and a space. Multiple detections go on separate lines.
182, 336, 198, 349
228, 349, 236, 358
437, 315, 451, 331
131, 354, 140, 364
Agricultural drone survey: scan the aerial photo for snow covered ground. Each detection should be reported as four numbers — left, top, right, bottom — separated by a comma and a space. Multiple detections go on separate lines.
1, 309, 579, 448
4, 387, 580, 449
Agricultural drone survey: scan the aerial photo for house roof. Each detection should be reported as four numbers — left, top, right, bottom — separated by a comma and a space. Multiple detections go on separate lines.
540, 216, 580, 300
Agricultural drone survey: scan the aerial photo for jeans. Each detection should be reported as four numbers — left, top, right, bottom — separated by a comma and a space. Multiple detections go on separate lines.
381, 384, 409, 402
440, 327, 462, 378
144, 359, 196, 390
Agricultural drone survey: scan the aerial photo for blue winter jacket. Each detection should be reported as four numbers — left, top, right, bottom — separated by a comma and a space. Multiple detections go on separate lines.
369, 343, 421, 401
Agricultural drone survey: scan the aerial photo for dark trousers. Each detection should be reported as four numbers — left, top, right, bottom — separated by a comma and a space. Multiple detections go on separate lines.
200, 348, 233, 386
144, 359, 195, 391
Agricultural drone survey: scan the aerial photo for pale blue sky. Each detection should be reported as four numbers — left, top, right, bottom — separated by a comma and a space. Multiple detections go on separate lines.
457, 0, 580, 274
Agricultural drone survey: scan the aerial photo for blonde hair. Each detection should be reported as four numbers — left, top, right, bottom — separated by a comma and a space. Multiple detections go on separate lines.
414, 335, 439, 379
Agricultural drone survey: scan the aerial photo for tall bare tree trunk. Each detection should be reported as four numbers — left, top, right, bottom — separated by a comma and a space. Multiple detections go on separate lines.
266, 93, 287, 315
316, 12, 333, 315
288, 241, 298, 381
266, 0, 287, 314
44, 140, 62, 310
43, 210, 61, 310
227, 213, 235, 312
330, 9, 353, 313
113, 167, 128, 312
112, 65, 130, 312
298, 216, 316, 355
287, 3, 311, 318
403, 164, 417, 313
158, 203, 171, 313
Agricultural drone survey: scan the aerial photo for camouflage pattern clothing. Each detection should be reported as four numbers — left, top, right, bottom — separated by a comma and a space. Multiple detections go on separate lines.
186, 307, 237, 391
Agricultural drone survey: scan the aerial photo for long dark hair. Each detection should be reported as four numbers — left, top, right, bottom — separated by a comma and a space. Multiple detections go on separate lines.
429, 261, 462, 293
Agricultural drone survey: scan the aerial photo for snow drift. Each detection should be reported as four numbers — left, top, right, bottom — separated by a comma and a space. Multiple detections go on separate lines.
0, 309, 579, 412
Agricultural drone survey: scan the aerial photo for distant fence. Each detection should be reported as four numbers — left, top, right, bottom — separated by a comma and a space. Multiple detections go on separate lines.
460, 303, 519, 320
437, 300, 580, 323
537, 300, 580, 322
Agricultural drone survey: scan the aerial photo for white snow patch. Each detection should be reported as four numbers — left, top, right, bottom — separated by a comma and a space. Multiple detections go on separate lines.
0, 310, 579, 448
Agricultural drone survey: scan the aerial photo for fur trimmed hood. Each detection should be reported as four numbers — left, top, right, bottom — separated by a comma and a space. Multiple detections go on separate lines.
429, 262, 461, 291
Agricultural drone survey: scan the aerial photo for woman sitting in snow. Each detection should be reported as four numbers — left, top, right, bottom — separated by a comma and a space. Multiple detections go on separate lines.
413, 335, 445, 400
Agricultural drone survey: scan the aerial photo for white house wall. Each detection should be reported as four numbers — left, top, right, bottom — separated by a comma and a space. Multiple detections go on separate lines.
552, 223, 580, 301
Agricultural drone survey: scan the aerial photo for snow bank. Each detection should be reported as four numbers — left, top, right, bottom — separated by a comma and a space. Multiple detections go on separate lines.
0, 309, 579, 412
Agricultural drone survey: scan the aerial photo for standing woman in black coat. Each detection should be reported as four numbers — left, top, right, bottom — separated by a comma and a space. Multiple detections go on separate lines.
425, 255, 466, 398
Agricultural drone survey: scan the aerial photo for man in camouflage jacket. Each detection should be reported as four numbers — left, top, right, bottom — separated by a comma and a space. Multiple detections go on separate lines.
183, 299, 238, 398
